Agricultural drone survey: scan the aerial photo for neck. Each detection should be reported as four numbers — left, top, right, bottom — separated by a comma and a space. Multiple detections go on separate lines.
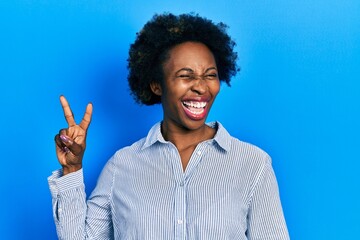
161, 121, 215, 151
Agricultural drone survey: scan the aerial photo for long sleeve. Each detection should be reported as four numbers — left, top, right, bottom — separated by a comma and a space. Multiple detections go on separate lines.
48, 169, 87, 239
246, 158, 290, 240
48, 159, 115, 240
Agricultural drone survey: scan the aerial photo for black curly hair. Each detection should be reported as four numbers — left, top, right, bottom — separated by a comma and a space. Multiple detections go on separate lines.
127, 13, 239, 105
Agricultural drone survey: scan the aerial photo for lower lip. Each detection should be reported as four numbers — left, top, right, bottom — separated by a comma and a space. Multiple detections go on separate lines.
182, 104, 208, 120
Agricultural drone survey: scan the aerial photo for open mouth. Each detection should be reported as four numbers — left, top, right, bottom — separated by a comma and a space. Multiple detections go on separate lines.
182, 101, 208, 119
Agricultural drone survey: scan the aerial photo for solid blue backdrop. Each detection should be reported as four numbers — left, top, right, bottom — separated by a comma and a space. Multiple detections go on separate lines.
1, 1, 359, 239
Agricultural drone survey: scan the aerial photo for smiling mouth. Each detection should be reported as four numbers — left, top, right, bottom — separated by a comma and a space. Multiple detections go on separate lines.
182, 101, 207, 115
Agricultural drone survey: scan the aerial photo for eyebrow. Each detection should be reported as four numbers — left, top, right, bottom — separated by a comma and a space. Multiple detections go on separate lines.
175, 67, 217, 75
204, 67, 218, 73
175, 68, 194, 74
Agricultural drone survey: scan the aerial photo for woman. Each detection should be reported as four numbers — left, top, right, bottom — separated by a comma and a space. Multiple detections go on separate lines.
49, 13, 289, 239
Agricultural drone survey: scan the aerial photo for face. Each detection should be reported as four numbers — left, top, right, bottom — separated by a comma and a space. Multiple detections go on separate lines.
151, 41, 220, 131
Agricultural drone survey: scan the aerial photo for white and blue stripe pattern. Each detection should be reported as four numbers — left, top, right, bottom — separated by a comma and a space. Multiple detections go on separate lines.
48, 122, 289, 239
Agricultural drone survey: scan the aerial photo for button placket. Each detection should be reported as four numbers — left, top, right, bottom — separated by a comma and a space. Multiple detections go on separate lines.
174, 179, 186, 240
167, 144, 186, 240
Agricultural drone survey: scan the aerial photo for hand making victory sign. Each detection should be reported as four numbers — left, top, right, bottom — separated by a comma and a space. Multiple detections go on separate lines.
54, 96, 93, 176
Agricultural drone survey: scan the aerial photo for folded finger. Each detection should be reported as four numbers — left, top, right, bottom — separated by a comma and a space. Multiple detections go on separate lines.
55, 134, 67, 152
55, 131, 72, 148
58, 134, 83, 156
54, 134, 63, 148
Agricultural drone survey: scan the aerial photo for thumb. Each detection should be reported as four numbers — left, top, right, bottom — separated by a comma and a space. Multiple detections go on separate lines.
60, 135, 83, 156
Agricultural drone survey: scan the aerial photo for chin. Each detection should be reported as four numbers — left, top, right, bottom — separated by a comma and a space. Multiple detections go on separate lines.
181, 118, 208, 131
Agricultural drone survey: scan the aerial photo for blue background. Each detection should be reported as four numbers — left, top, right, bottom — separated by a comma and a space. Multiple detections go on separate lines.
1, 1, 359, 239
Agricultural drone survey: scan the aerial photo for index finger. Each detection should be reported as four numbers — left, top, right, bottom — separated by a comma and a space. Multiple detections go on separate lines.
60, 95, 76, 127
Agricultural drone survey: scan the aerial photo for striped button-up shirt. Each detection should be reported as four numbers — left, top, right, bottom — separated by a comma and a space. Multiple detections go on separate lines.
48, 122, 289, 239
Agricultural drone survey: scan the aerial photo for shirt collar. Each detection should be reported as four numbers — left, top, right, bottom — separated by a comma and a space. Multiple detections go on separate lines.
141, 121, 231, 152
141, 122, 165, 150
207, 121, 231, 152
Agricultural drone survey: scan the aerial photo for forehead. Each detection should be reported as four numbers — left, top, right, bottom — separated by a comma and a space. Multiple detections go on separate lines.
163, 41, 216, 71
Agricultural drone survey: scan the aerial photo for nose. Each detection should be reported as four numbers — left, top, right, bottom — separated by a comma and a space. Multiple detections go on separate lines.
191, 77, 207, 95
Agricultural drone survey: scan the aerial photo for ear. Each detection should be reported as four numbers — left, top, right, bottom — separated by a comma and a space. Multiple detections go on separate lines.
150, 81, 162, 96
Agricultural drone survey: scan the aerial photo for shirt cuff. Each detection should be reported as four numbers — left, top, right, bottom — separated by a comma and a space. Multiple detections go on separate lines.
48, 168, 84, 198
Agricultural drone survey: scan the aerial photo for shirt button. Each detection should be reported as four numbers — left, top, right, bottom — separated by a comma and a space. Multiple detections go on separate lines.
180, 182, 184, 187
58, 208, 62, 213
197, 151, 202, 155
177, 219, 183, 225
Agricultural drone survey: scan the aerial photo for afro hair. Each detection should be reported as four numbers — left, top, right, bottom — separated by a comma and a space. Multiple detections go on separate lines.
127, 13, 239, 105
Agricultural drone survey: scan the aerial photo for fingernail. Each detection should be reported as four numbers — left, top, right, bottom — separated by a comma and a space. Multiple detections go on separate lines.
63, 146, 70, 153
60, 135, 72, 144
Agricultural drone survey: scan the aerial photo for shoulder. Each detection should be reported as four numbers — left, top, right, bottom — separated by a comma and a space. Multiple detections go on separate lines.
111, 137, 147, 162
109, 122, 162, 165
214, 122, 272, 181
214, 121, 271, 166
230, 137, 271, 165
228, 137, 271, 183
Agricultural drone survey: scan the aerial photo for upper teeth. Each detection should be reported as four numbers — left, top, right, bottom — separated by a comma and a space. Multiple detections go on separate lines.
183, 101, 207, 108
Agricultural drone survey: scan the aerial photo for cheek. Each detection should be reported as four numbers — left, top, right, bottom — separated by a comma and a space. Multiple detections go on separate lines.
162, 83, 187, 108
210, 80, 220, 97
167, 81, 190, 96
